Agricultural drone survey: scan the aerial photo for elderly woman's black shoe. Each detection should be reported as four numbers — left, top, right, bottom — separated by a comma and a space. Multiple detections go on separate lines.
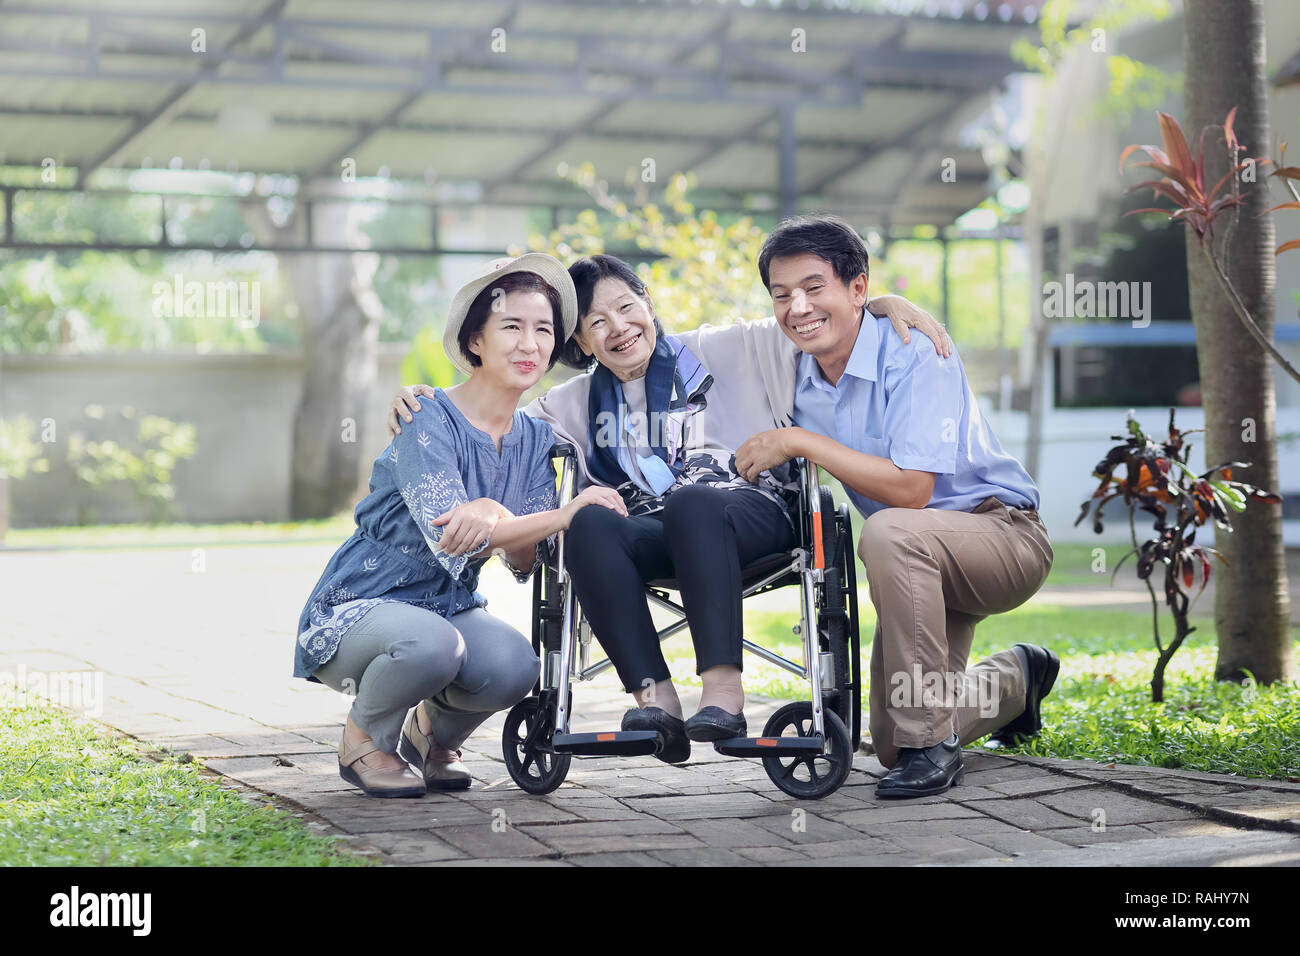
621, 706, 691, 763
684, 706, 746, 741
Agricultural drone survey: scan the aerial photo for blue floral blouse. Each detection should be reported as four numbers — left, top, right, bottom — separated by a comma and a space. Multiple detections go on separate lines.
293, 389, 559, 681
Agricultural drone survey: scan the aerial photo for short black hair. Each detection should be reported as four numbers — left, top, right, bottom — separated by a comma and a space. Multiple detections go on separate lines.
757, 214, 870, 291
458, 271, 564, 371
558, 254, 664, 371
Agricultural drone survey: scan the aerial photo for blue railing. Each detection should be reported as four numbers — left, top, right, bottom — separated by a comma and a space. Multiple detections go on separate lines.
1048, 321, 1300, 346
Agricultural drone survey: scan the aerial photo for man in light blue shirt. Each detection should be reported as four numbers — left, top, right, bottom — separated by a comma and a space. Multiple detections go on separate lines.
736, 216, 1057, 799
791, 306, 1040, 518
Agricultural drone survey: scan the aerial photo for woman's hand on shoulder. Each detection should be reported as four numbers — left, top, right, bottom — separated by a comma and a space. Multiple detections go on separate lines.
868, 294, 952, 358
388, 384, 440, 437
432, 498, 510, 555
562, 485, 627, 527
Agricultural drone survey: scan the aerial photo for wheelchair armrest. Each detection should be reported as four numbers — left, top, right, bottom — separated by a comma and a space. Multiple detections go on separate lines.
789, 457, 851, 571
548, 441, 577, 460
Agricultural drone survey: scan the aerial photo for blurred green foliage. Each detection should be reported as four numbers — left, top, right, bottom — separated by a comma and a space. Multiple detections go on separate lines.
520, 166, 773, 334
0, 251, 273, 352
877, 239, 1031, 348
399, 324, 461, 392
64, 405, 197, 525
2, 161, 1033, 358
0, 417, 51, 480
0, 169, 426, 353
521, 163, 1028, 348
1013, 0, 1181, 123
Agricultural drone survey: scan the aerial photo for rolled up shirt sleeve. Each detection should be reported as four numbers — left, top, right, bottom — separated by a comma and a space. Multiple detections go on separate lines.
393, 409, 488, 578
883, 340, 962, 476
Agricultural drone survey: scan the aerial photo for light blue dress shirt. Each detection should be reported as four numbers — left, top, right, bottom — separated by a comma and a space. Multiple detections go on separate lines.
791, 310, 1040, 519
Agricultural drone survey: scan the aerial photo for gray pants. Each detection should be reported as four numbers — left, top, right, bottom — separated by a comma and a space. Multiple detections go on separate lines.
314, 602, 539, 754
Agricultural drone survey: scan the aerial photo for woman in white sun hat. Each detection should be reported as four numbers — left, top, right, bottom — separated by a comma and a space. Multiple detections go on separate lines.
293, 253, 626, 798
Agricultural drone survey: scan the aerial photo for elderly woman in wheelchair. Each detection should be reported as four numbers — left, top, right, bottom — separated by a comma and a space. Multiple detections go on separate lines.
389, 253, 945, 794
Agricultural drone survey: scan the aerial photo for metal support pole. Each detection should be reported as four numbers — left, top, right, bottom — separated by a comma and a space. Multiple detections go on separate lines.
940, 233, 950, 335
995, 224, 1008, 407
778, 104, 797, 221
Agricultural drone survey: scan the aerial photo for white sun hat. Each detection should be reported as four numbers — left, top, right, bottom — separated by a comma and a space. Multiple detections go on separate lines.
442, 253, 578, 376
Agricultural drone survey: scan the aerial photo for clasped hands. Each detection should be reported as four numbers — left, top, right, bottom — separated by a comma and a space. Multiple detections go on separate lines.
433, 485, 627, 557
432, 498, 509, 557
734, 428, 806, 484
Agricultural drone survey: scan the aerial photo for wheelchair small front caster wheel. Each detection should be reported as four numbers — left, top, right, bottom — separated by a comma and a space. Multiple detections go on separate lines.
760, 702, 853, 799
502, 697, 571, 795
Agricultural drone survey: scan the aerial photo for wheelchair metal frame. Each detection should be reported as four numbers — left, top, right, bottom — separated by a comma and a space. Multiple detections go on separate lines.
546, 451, 837, 740
504, 442, 861, 798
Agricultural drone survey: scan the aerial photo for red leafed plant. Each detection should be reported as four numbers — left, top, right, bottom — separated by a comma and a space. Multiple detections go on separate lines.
1076, 409, 1281, 702
1268, 139, 1300, 253
1121, 109, 1300, 385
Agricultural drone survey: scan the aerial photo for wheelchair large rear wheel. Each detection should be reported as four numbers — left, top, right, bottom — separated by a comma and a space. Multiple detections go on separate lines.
836, 504, 862, 750
815, 491, 858, 748
502, 696, 571, 795
760, 702, 853, 799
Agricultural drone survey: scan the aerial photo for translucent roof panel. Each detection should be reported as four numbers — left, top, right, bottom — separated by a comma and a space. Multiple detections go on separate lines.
0, 0, 1047, 228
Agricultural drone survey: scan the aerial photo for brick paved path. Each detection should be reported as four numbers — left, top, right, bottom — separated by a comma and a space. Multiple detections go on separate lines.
2, 543, 1298, 866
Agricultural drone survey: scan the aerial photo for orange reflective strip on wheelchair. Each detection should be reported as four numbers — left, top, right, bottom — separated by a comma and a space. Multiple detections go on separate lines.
597, 733, 616, 741
757, 738, 779, 747
811, 511, 825, 569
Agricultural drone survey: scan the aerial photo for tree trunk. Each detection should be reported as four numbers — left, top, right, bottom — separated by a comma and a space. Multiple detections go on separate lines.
1184, 0, 1295, 684
243, 192, 382, 519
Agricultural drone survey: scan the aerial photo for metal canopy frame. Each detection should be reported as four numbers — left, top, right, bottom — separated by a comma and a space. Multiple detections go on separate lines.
0, 0, 1042, 243
0, 12, 1023, 101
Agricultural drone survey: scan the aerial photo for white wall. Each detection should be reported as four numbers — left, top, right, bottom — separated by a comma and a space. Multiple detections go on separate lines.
985, 400, 1300, 546
2, 346, 409, 527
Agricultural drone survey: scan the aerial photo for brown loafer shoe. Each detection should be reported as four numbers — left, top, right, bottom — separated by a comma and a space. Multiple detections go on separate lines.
400, 706, 472, 791
338, 738, 426, 798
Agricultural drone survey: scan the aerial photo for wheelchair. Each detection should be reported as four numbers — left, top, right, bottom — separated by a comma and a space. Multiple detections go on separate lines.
501, 443, 862, 800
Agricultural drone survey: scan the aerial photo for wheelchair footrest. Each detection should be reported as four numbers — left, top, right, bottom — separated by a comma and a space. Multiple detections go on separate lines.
552, 730, 661, 756
713, 735, 825, 757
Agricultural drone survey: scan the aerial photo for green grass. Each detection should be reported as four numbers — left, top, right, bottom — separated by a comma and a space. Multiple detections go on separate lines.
0, 695, 372, 866
3, 515, 355, 550
662, 601, 1300, 781
1014, 649, 1300, 780
1042, 542, 1155, 588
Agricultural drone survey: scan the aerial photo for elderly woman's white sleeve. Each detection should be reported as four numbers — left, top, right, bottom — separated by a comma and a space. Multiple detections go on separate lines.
524, 375, 597, 488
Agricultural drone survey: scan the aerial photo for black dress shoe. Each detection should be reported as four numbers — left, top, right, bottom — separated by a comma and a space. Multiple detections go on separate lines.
621, 707, 691, 763
985, 644, 1060, 749
683, 706, 746, 741
876, 733, 964, 799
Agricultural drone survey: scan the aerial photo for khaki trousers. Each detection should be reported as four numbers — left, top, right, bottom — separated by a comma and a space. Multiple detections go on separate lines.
857, 496, 1054, 769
